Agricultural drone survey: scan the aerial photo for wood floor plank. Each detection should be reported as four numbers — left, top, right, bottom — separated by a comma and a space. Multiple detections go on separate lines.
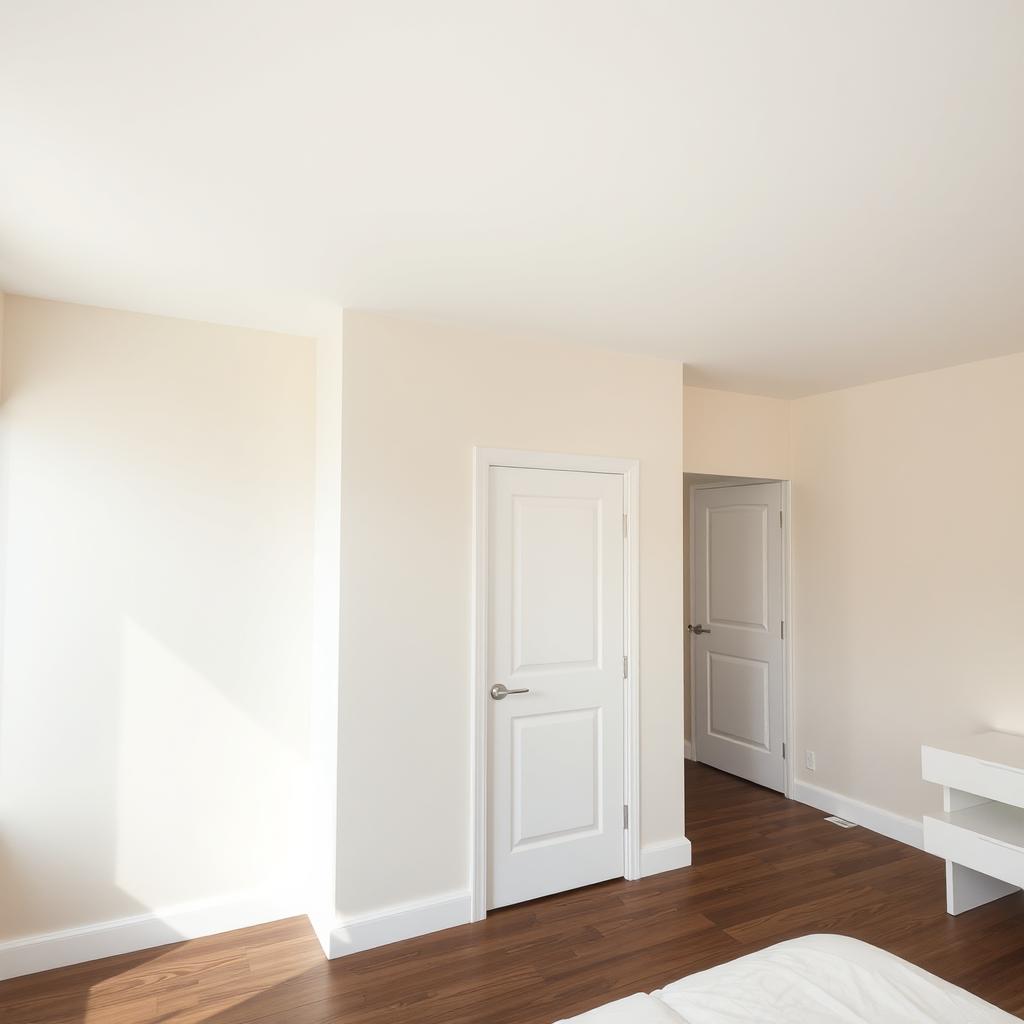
3, 761, 1023, 1022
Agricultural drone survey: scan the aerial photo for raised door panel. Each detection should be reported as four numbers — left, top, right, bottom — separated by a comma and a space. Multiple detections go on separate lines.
706, 504, 768, 631
512, 708, 602, 849
513, 497, 600, 674
706, 652, 769, 751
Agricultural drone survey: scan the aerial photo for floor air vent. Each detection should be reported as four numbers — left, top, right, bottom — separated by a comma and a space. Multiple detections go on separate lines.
824, 815, 857, 828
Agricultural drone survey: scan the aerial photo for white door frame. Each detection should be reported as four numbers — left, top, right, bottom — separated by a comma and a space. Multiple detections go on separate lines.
470, 447, 641, 922
688, 479, 794, 798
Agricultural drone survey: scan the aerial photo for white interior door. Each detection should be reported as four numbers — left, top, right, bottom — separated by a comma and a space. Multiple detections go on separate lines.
692, 482, 785, 792
487, 466, 625, 910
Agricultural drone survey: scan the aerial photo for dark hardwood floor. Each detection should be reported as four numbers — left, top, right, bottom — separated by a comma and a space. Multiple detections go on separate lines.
4, 761, 1024, 1023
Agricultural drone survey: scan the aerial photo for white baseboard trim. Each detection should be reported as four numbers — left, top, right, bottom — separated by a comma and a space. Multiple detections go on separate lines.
684, 740, 695, 761
325, 840, 698, 957
326, 839, 701, 957
328, 890, 471, 958
791, 779, 923, 850
308, 905, 337, 958
0, 889, 301, 983
640, 837, 693, 877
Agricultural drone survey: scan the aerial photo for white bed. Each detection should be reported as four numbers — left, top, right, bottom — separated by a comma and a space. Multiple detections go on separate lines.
557, 934, 1017, 1023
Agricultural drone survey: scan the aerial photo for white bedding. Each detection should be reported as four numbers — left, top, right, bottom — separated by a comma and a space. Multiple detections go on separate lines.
557, 934, 1017, 1023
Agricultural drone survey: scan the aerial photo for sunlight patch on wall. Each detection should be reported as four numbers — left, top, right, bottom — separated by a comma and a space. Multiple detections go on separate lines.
116, 618, 305, 912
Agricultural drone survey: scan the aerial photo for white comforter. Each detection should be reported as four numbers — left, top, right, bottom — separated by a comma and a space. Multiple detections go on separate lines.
557, 934, 1016, 1023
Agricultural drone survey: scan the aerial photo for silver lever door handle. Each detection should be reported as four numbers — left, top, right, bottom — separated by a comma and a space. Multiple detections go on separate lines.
687, 623, 711, 635
490, 683, 530, 700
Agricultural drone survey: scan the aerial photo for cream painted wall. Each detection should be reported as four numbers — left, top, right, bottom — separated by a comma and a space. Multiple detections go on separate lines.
338, 311, 685, 917
6, 287, 1016, 955
683, 385, 790, 479
791, 352, 1024, 820
0, 296, 315, 942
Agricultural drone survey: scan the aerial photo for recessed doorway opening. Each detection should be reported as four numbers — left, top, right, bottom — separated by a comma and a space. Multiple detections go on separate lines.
685, 473, 792, 797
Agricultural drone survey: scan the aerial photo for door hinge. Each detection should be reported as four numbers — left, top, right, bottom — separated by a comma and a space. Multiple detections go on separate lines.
623, 513, 628, 539
779, 509, 783, 528
782, 742, 786, 759
623, 654, 628, 679
623, 804, 629, 829
780, 620, 785, 640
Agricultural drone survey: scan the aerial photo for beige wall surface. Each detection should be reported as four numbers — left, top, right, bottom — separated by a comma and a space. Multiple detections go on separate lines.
791, 352, 1024, 820
0, 296, 315, 941
7, 289, 1019, 948
683, 385, 790, 479
338, 311, 686, 917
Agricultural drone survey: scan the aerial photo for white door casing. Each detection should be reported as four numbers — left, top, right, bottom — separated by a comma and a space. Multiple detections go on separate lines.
692, 482, 785, 792
486, 466, 626, 910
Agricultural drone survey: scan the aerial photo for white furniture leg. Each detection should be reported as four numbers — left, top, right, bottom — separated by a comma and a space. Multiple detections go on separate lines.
945, 860, 1019, 916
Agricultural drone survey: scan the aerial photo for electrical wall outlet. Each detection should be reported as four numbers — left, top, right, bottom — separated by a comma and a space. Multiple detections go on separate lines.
805, 750, 816, 771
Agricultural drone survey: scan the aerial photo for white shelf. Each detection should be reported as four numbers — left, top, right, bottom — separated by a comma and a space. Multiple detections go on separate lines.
928, 801, 1024, 849
921, 731, 1024, 916
924, 731, 1024, 773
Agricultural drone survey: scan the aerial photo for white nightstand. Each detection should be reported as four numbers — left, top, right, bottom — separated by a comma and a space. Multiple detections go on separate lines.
922, 732, 1024, 915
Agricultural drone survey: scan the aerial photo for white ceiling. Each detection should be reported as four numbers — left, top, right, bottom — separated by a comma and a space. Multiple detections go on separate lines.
3, 1, 1024, 397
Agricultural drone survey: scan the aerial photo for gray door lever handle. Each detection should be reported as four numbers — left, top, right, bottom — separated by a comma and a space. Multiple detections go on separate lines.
490, 683, 530, 700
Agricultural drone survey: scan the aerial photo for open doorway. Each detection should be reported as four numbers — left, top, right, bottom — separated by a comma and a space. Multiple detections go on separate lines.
685, 473, 792, 796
